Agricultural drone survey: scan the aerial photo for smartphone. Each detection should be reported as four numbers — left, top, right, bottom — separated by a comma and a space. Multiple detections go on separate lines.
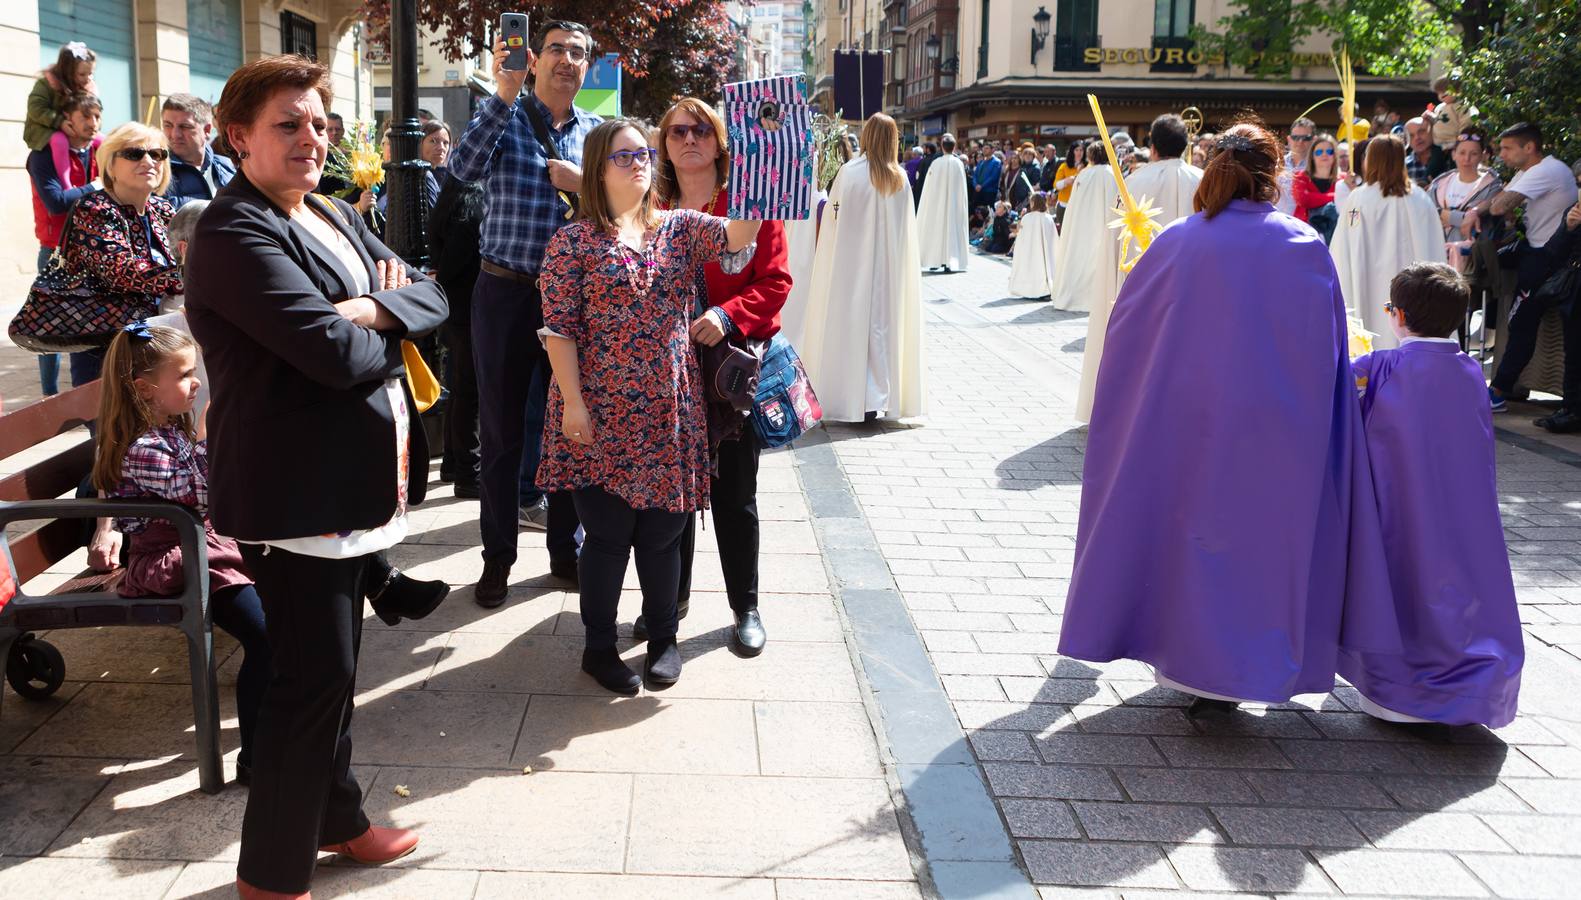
500, 13, 529, 71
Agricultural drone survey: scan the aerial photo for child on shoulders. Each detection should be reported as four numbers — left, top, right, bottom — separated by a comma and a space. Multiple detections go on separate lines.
92, 323, 269, 783
1343, 262, 1523, 727
26, 42, 97, 152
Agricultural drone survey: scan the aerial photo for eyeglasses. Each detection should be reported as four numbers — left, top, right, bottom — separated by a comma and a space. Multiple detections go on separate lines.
666, 123, 715, 142
1383, 302, 1396, 313
116, 148, 169, 163
1289, 134, 1314, 142
1313, 148, 1335, 156
542, 43, 589, 63
608, 148, 657, 169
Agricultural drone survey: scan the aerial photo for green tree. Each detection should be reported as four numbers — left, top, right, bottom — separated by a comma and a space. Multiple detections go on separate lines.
1453, 2, 1581, 166
1194, 0, 1456, 79
359, 0, 737, 118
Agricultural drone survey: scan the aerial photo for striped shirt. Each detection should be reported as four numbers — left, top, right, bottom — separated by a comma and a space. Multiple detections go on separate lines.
448, 92, 601, 274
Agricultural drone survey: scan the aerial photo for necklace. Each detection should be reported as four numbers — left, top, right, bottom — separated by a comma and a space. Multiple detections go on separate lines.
612, 225, 656, 294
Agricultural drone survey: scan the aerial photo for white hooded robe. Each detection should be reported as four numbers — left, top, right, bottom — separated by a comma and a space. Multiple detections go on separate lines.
917, 153, 970, 271
1331, 183, 1446, 349
1008, 210, 1059, 298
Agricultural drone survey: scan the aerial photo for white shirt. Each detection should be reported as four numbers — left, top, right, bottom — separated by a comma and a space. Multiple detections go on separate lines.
1507, 155, 1579, 248
1443, 174, 1479, 209
1399, 335, 1460, 347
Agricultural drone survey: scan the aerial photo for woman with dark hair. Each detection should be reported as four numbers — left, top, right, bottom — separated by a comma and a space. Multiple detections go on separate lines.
1057, 122, 1396, 713
637, 96, 793, 655
536, 118, 762, 694
420, 119, 452, 181
185, 55, 449, 898
1052, 140, 1084, 227
1331, 133, 1446, 348
1428, 128, 1502, 269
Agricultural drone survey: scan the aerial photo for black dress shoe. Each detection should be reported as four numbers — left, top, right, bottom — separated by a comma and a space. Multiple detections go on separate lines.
368, 569, 450, 626
582, 646, 640, 695
235, 761, 252, 786
452, 481, 481, 499
645, 638, 683, 685
632, 599, 690, 641
550, 556, 579, 584
732, 608, 766, 657
474, 559, 511, 608
1535, 408, 1581, 434
1186, 697, 1240, 717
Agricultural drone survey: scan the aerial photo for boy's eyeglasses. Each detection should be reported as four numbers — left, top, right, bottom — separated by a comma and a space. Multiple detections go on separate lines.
116, 148, 169, 163
666, 123, 715, 142
1383, 302, 1396, 313
608, 148, 658, 169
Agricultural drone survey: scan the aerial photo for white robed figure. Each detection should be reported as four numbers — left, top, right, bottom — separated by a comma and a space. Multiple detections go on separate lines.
1008, 194, 1059, 298
916, 134, 970, 272
1331, 136, 1445, 350
779, 184, 828, 349
801, 114, 925, 422
1051, 144, 1122, 312
1124, 152, 1203, 226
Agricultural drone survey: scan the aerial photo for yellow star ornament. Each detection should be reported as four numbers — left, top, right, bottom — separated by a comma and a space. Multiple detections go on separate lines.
1088, 94, 1165, 276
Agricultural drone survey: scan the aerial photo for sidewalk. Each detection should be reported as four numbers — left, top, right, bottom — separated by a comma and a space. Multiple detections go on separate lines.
823, 252, 1581, 897
0, 449, 921, 897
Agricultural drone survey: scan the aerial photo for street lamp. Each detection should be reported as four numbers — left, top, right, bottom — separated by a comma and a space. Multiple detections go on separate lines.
925, 32, 941, 64
384, 0, 430, 268
1030, 6, 1052, 68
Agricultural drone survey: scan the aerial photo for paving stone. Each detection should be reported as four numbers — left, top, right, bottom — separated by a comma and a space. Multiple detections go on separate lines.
775, 879, 924, 900
983, 763, 1124, 801
0, 857, 182, 899
355, 688, 527, 768
971, 730, 1040, 761
1242, 772, 1397, 809
1505, 778, 1581, 814
1070, 801, 1220, 843
942, 674, 1009, 701
0, 682, 84, 753
1034, 733, 1165, 767
1019, 841, 1176, 889
1189, 709, 1322, 739
1210, 806, 1367, 848
1274, 739, 1418, 774
0, 756, 114, 856
473, 871, 775, 899
928, 651, 1046, 677
1068, 704, 1195, 735
1379, 775, 1531, 813
512, 694, 757, 775
1394, 742, 1549, 777
1315, 848, 1488, 897
49, 762, 248, 861
1000, 799, 1083, 839
1153, 736, 1292, 769
171, 860, 482, 897
1165, 845, 1333, 893
1001, 677, 1118, 705
954, 701, 1075, 731
1459, 852, 1581, 898
1346, 811, 1509, 851
14, 681, 239, 760
1115, 768, 1259, 804
1477, 813, 1581, 853
755, 701, 884, 777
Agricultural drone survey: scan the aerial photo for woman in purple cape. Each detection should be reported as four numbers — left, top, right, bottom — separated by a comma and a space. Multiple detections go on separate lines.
1057, 122, 1400, 710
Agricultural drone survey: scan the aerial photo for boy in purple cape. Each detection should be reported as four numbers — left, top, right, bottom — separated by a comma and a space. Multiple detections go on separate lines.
1342, 263, 1523, 726
1058, 123, 1399, 712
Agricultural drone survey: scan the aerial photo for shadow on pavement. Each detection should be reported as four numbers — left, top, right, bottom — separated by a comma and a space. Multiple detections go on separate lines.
994, 427, 1087, 490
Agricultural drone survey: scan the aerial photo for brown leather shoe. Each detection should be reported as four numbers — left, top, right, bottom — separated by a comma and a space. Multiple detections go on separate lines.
319, 825, 419, 865
235, 877, 310, 899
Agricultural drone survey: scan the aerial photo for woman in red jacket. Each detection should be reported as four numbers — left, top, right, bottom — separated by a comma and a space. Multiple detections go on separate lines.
1292, 132, 1340, 241
644, 97, 792, 656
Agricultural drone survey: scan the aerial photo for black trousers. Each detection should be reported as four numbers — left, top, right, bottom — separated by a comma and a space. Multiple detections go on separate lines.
573, 485, 688, 649
1492, 244, 1568, 396
440, 320, 479, 488
678, 435, 761, 613
471, 269, 579, 564
236, 546, 372, 894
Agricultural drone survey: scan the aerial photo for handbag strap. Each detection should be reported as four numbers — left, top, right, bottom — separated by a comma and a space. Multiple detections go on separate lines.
523, 101, 579, 216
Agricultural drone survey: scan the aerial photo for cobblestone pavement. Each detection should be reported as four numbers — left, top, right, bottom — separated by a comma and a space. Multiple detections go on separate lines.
823, 252, 1581, 898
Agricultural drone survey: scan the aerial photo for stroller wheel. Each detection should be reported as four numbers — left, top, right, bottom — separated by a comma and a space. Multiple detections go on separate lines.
6, 638, 66, 700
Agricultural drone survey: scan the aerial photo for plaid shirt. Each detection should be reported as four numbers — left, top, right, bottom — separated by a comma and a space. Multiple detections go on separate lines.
109, 425, 207, 535
449, 92, 601, 274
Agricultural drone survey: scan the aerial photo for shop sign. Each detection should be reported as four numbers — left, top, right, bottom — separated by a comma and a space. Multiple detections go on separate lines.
1082, 47, 1337, 68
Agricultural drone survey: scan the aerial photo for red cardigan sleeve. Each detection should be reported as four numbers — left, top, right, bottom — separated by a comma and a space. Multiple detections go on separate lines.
700, 193, 791, 340
1292, 171, 1335, 220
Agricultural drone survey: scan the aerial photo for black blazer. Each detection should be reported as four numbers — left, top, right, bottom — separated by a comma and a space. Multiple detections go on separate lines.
185, 171, 449, 542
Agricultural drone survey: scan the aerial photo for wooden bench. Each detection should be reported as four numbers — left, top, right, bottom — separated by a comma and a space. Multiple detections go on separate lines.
0, 381, 223, 794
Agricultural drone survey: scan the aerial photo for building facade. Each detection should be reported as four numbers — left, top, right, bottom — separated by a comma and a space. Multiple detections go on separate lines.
902, 0, 1433, 147
2, 0, 374, 301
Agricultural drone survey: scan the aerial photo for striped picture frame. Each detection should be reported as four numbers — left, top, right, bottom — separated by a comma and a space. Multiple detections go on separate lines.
723, 75, 814, 221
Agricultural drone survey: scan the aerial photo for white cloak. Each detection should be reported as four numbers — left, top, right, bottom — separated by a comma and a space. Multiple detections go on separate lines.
1124, 157, 1204, 228
778, 188, 828, 349
1330, 183, 1446, 349
1008, 210, 1058, 298
1051, 165, 1122, 313
917, 154, 970, 271
801, 156, 925, 422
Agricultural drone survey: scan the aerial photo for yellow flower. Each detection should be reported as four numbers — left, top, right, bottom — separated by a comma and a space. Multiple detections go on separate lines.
349, 147, 385, 191
1108, 196, 1165, 273
1347, 316, 1375, 360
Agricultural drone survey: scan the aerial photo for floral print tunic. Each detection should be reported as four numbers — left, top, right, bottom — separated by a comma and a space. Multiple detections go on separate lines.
536, 209, 746, 513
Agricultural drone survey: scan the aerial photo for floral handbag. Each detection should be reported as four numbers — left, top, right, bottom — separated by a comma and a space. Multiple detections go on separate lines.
7, 205, 158, 353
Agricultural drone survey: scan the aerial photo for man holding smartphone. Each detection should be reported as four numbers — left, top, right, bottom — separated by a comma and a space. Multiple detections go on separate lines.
449, 19, 600, 607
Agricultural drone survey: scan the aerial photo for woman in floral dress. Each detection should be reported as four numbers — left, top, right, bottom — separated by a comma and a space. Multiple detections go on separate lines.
537, 118, 764, 694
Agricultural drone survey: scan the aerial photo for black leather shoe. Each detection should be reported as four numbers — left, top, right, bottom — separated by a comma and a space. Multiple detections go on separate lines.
235, 761, 252, 786
1186, 697, 1240, 717
452, 481, 481, 499
732, 608, 766, 657
582, 646, 640, 695
1535, 408, 1581, 434
368, 569, 450, 626
632, 599, 690, 641
644, 638, 683, 686
474, 559, 510, 608
550, 556, 579, 585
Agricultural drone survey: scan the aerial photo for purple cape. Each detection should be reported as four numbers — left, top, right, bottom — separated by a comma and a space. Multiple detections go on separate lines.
1058, 199, 1399, 703
1339, 342, 1523, 726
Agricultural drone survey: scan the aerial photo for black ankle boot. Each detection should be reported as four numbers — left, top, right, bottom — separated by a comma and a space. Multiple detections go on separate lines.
645, 638, 683, 686
581, 646, 641, 695
368, 568, 450, 626
632, 599, 689, 641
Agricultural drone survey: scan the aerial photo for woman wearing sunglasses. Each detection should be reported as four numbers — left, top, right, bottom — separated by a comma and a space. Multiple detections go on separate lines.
57, 122, 184, 384
537, 118, 764, 694
1292, 132, 1340, 242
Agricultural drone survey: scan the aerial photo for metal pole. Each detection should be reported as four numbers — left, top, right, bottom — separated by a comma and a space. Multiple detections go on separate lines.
384, 0, 430, 268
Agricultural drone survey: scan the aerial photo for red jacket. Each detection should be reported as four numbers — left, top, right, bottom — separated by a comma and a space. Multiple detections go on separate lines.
663, 192, 791, 340
1291, 170, 1336, 223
